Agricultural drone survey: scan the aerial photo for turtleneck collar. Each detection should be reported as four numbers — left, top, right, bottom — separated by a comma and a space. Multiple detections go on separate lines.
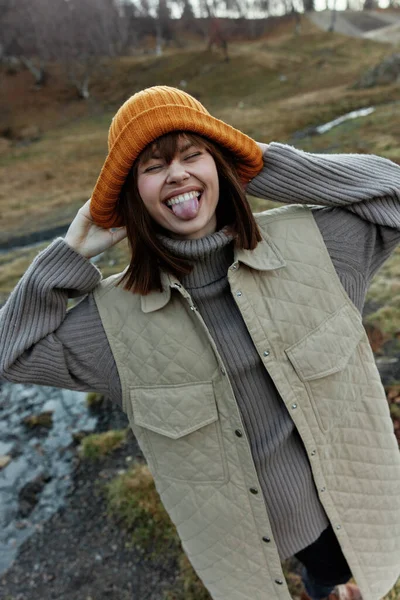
158, 229, 234, 289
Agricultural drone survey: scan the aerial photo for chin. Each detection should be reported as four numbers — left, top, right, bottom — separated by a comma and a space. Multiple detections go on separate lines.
168, 220, 208, 238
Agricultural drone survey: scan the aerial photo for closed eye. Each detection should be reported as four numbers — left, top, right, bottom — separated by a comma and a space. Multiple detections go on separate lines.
144, 164, 163, 173
184, 152, 201, 160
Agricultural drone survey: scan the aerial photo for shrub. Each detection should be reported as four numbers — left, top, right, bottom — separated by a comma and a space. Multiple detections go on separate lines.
106, 463, 181, 559
80, 429, 127, 459
86, 392, 104, 407
163, 553, 212, 600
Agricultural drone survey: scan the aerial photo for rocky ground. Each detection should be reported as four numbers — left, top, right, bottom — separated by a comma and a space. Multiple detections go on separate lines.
0, 400, 178, 600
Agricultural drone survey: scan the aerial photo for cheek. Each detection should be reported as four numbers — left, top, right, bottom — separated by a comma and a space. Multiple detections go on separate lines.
210, 167, 219, 202
137, 177, 147, 202
207, 161, 219, 189
137, 178, 157, 214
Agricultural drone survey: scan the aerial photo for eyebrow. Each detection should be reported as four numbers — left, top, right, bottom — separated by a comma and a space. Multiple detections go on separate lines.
146, 141, 196, 161
178, 140, 196, 153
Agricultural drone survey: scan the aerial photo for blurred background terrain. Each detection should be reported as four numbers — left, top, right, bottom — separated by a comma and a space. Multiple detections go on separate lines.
0, 2, 400, 598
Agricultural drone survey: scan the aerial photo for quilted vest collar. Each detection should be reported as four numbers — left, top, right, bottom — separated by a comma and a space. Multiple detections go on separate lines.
140, 223, 286, 313
235, 234, 286, 271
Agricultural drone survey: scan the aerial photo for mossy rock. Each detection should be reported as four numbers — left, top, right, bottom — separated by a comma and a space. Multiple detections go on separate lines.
23, 411, 53, 428
80, 429, 128, 460
86, 392, 104, 407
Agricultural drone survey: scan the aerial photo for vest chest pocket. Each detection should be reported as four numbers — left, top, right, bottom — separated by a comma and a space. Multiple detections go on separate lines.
285, 304, 367, 433
129, 382, 228, 484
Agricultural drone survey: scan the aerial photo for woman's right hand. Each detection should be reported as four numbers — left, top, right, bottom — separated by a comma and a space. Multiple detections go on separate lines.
64, 199, 127, 259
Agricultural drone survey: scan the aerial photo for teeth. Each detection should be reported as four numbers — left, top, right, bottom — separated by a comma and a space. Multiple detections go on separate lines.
166, 191, 200, 207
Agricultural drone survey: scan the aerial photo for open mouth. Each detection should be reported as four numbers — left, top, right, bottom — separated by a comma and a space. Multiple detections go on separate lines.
163, 190, 203, 219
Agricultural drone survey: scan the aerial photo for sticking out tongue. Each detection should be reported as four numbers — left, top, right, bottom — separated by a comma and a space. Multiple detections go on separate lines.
171, 195, 200, 220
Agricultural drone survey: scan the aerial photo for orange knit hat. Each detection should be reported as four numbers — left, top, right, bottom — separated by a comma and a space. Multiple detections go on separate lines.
90, 85, 263, 229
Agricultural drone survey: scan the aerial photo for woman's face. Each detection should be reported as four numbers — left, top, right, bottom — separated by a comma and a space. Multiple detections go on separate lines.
137, 136, 219, 239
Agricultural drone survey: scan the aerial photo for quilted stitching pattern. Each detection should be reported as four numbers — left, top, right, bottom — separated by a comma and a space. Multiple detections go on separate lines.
130, 383, 227, 482
131, 382, 218, 438
285, 305, 365, 381
94, 205, 400, 600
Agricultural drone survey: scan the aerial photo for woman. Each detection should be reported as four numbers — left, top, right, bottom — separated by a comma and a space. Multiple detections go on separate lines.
1, 86, 400, 600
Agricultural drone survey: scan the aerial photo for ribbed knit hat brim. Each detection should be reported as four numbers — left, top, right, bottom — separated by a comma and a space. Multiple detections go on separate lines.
90, 87, 263, 229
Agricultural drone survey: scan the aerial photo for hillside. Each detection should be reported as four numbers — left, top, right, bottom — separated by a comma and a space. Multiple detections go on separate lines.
1, 15, 399, 338
1, 17, 398, 242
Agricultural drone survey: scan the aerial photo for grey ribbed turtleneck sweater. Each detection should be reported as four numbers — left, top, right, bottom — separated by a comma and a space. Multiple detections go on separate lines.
158, 230, 330, 560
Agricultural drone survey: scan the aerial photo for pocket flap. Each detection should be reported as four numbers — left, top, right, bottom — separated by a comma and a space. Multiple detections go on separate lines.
130, 382, 218, 439
285, 304, 365, 381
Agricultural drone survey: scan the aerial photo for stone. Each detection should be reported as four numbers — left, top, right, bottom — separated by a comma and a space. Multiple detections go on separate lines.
353, 53, 400, 88
17, 124, 41, 142
0, 455, 11, 469
42, 400, 57, 413
23, 411, 53, 429
0, 137, 11, 155
0, 441, 14, 455
18, 472, 51, 517
0, 456, 29, 488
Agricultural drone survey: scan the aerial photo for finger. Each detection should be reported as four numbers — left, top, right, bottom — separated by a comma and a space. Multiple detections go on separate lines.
110, 227, 127, 242
80, 200, 94, 219
81, 199, 92, 211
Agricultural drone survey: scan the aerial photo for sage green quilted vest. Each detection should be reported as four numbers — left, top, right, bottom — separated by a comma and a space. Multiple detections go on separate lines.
93, 205, 400, 600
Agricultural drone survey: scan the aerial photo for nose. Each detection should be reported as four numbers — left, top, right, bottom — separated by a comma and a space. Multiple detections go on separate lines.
166, 160, 190, 184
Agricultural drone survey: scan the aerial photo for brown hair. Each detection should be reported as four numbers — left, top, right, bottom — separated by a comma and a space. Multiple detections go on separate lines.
116, 131, 262, 295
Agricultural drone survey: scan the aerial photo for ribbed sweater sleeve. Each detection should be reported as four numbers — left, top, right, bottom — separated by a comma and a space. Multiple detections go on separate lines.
247, 143, 400, 290
0, 238, 122, 405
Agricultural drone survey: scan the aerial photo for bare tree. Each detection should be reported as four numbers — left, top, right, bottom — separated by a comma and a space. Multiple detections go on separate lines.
302, 0, 315, 11
0, 0, 134, 97
207, 18, 229, 61
21, 0, 60, 87
0, 0, 15, 62
156, 0, 174, 55
199, 0, 216, 18
180, 0, 196, 20
53, 0, 130, 99
0, 0, 54, 86
328, 0, 337, 30
290, 2, 301, 35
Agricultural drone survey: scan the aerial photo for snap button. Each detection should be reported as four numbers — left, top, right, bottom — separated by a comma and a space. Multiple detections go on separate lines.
249, 487, 258, 495
275, 579, 284, 585
262, 536, 271, 543
336, 524, 341, 530
220, 366, 226, 375
320, 487, 326, 492
230, 263, 239, 271
236, 291, 242, 297
263, 350, 270, 357
235, 429, 243, 437
190, 305, 197, 311
310, 450, 316, 456
292, 403, 297, 409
